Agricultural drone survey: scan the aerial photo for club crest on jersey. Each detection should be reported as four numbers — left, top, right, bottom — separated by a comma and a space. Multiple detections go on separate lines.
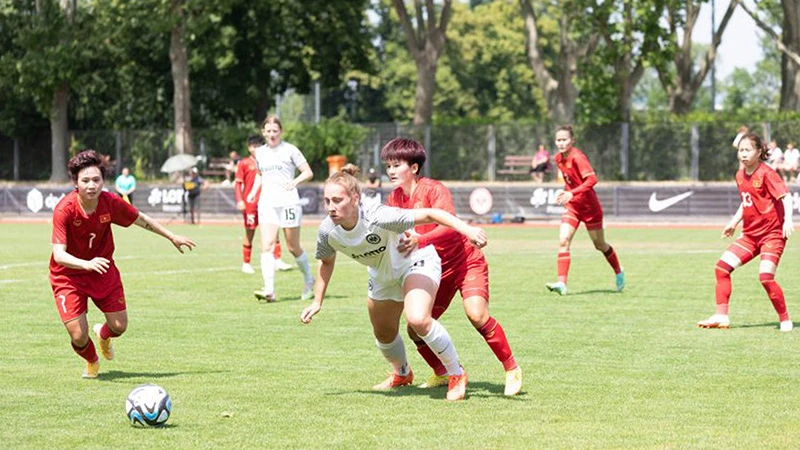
366, 233, 381, 245
73, 219, 82, 227
752, 179, 762, 188
100, 213, 111, 223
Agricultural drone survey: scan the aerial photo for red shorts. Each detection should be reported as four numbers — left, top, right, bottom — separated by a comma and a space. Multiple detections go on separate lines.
432, 245, 490, 319
50, 264, 126, 322
726, 232, 786, 266
561, 197, 604, 231
242, 203, 258, 230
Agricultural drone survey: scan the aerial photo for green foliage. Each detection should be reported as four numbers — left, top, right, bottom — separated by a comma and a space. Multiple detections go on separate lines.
283, 117, 369, 180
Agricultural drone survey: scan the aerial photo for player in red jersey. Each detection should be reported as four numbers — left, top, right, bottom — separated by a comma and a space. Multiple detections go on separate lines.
698, 133, 794, 332
545, 125, 624, 296
382, 137, 522, 396
235, 135, 292, 275
50, 150, 196, 379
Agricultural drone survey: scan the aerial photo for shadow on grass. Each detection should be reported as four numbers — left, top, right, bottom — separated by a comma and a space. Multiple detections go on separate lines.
733, 322, 782, 330
101, 369, 228, 382
130, 423, 178, 430
566, 289, 619, 297
325, 381, 528, 401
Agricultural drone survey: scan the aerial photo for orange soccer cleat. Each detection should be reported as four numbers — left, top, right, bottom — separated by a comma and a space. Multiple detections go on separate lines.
93, 323, 114, 361
82, 361, 99, 379
697, 314, 730, 329
446, 368, 468, 401
372, 370, 414, 391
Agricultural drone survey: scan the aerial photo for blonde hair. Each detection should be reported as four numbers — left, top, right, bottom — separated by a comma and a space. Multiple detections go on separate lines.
324, 163, 362, 198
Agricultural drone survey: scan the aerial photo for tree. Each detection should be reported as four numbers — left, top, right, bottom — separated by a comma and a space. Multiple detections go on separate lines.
739, 0, 800, 110
519, 0, 600, 123
654, 0, 739, 114
170, 0, 193, 155
391, 0, 453, 126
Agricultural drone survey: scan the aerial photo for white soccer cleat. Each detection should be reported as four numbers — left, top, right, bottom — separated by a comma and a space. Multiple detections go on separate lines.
780, 320, 793, 332
241, 263, 255, 274
301, 279, 315, 301
545, 281, 567, 296
274, 259, 294, 271
697, 314, 730, 329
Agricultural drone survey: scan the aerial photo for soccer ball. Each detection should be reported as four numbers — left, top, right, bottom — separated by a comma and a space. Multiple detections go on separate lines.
125, 384, 172, 427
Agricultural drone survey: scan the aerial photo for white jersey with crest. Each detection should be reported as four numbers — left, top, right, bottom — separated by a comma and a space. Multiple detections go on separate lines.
254, 141, 308, 207
315, 201, 439, 283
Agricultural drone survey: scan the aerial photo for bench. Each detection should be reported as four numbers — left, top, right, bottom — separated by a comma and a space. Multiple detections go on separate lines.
201, 157, 231, 178
497, 155, 535, 178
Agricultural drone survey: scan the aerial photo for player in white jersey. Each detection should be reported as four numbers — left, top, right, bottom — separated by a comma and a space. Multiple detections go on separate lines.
247, 116, 314, 302
300, 164, 488, 401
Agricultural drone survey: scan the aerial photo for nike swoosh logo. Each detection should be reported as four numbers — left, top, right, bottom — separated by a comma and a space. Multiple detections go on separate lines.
648, 191, 694, 212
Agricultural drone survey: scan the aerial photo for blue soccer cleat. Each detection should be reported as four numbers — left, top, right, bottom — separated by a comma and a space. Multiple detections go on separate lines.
616, 268, 626, 292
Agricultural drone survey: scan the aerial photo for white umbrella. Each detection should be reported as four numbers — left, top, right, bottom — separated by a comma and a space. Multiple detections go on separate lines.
160, 154, 198, 173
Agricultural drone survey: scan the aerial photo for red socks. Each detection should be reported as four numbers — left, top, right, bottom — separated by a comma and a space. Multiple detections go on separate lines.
603, 246, 621, 274
99, 323, 121, 340
557, 251, 570, 284
243, 244, 252, 264
72, 340, 98, 363
760, 273, 789, 322
714, 261, 734, 315
477, 317, 517, 371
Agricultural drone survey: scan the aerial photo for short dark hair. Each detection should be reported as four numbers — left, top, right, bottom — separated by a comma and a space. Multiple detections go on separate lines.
380, 138, 426, 174
248, 134, 265, 147
67, 150, 108, 182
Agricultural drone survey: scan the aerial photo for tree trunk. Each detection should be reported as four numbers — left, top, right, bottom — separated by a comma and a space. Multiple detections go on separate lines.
658, 0, 739, 115
170, 0, 193, 155
413, 58, 437, 126
49, 85, 69, 182
392, 0, 452, 126
520, 0, 595, 124
780, 0, 800, 110
49, 0, 75, 182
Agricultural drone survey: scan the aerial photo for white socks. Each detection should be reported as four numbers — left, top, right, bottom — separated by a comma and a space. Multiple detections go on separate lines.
260, 252, 275, 294
418, 320, 463, 376
376, 334, 410, 376
295, 251, 313, 283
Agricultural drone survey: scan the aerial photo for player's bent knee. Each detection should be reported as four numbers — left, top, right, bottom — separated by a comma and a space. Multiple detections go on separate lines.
406, 316, 433, 337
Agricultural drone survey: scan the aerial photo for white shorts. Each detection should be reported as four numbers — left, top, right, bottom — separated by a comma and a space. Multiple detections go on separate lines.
258, 204, 303, 228
368, 246, 442, 302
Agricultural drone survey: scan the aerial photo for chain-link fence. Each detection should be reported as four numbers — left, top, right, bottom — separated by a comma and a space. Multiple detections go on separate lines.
3, 121, 800, 181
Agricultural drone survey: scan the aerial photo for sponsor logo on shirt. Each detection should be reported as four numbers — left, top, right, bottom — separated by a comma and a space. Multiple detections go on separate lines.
351, 245, 386, 260
100, 213, 111, 223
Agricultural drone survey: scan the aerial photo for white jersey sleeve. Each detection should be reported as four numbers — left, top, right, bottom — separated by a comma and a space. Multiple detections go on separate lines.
364, 202, 416, 234
315, 217, 338, 260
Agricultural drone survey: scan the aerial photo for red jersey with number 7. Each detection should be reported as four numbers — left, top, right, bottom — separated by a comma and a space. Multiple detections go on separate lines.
735, 162, 789, 239
50, 190, 139, 276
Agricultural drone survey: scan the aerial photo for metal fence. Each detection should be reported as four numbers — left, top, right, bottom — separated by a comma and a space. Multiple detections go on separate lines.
2, 121, 799, 181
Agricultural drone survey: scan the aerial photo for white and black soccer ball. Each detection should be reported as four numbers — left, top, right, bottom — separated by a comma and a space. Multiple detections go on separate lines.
125, 384, 172, 427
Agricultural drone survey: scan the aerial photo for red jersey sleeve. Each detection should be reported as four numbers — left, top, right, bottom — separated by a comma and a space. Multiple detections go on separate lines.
415, 182, 460, 248
51, 200, 71, 245
764, 168, 789, 201
109, 192, 139, 227
234, 163, 246, 203
569, 152, 597, 195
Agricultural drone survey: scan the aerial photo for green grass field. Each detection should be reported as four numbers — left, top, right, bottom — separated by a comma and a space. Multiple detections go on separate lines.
1, 221, 798, 449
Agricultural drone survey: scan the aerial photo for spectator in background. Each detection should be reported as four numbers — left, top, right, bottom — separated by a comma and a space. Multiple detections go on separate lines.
767, 139, 783, 171
781, 142, 799, 183
114, 167, 136, 205
732, 126, 749, 149
362, 167, 383, 209
183, 167, 209, 224
529, 144, 551, 183
223, 151, 241, 186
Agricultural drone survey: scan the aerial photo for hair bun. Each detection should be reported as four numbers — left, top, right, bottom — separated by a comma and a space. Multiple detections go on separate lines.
340, 163, 360, 177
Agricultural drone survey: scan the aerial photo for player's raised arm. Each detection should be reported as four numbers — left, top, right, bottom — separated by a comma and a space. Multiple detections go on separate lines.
410, 208, 487, 249
722, 203, 744, 238
133, 212, 196, 253
781, 194, 794, 239
300, 255, 336, 323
